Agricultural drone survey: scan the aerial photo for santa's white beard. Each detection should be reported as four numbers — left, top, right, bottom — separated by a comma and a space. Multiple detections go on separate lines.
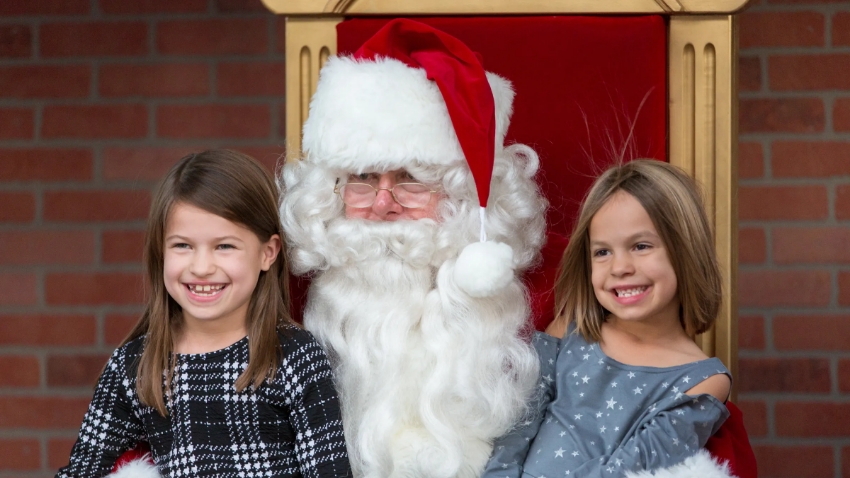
302, 218, 539, 478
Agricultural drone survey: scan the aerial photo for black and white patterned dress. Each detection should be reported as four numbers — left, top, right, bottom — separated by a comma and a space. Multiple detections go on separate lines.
56, 326, 351, 478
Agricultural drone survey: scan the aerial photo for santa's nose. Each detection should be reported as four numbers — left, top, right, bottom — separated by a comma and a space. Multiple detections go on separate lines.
370, 173, 404, 220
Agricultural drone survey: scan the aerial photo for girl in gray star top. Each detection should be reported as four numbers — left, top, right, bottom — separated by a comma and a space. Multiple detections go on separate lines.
484, 160, 732, 478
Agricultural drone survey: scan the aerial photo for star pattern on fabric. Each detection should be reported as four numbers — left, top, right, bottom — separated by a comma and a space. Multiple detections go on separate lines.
485, 331, 731, 478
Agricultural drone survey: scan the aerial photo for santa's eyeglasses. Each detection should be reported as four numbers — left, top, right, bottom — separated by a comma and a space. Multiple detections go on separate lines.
334, 182, 437, 208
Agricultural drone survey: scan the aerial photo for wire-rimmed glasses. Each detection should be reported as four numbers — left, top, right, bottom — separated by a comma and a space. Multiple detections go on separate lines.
334, 182, 438, 208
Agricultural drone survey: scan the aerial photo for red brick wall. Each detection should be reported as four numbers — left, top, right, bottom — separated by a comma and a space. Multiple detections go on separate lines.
0, 0, 848, 477
738, 1, 850, 477
0, 0, 285, 475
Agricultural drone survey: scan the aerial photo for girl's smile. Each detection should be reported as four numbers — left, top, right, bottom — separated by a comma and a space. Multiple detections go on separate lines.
610, 284, 651, 304
184, 282, 228, 301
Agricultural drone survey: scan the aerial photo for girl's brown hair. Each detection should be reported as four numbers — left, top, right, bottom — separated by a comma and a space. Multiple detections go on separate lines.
122, 150, 292, 416
554, 159, 722, 342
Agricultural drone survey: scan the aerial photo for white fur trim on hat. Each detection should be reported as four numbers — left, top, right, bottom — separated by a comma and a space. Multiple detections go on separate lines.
301, 56, 515, 172
108, 455, 160, 478
453, 240, 515, 298
625, 450, 736, 478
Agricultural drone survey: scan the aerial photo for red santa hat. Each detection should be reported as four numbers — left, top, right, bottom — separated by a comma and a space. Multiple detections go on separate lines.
301, 18, 518, 297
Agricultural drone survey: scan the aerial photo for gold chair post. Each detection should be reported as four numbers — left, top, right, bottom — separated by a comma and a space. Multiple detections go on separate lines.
284, 16, 341, 161
668, 16, 739, 393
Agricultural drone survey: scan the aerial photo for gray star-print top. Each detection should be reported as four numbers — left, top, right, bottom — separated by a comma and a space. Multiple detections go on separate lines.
483, 325, 730, 478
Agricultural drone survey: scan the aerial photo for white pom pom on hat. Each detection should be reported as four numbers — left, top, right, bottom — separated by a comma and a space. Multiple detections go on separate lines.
304, 19, 522, 297
454, 240, 515, 298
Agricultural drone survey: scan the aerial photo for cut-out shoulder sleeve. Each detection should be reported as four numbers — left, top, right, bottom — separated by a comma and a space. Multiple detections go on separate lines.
565, 392, 729, 477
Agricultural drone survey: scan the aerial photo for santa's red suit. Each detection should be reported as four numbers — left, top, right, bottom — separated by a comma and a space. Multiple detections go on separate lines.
109, 19, 755, 478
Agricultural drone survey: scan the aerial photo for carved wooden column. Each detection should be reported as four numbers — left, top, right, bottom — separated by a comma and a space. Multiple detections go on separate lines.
284, 17, 341, 161
669, 15, 739, 389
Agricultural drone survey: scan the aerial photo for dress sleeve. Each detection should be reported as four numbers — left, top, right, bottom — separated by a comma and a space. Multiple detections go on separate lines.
482, 332, 560, 478
283, 330, 352, 478
566, 392, 730, 477
55, 348, 145, 478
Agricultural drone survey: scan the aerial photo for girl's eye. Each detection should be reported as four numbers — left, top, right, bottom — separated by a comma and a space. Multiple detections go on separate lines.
635, 243, 652, 251
173, 243, 190, 249
592, 249, 609, 258
217, 244, 235, 250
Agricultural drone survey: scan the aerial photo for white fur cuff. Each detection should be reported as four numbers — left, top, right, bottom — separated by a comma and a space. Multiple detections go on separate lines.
453, 241, 515, 298
625, 450, 735, 478
108, 456, 160, 478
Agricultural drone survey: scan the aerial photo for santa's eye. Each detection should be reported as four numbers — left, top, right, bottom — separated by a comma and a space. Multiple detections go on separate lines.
349, 172, 378, 182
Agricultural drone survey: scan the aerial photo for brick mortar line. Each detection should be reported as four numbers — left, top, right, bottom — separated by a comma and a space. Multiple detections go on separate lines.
0, 52, 286, 67
737, 392, 850, 402
742, 47, 850, 55
746, 4, 850, 14
0, 139, 287, 150
0, 10, 275, 22
0, 428, 79, 438
739, 350, 850, 358
0, 97, 287, 105
0, 263, 144, 272
739, 132, 850, 140
739, 225, 850, 233
747, 437, 850, 447
0, 388, 95, 397
0, 346, 118, 355
0, 307, 143, 316
740, 90, 850, 99
738, 262, 850, 271
739, 306, 850, 314
739, 177, 850, 186
0, 222, 147, 231
0, 181, 155, 191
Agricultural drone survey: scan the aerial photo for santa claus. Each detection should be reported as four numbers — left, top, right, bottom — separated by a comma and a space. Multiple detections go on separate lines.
279, 19, 546, 478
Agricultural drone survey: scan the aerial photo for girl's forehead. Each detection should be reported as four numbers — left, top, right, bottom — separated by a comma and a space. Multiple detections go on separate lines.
590, 191, 658, 238
165, 202, 249, 235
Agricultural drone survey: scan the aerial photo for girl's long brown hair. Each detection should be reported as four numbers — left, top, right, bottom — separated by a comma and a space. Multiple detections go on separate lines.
554, 159, 722, 342
122, 150, 292, 416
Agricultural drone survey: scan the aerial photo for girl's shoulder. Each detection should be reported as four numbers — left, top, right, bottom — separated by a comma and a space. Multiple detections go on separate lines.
111, 335, 146, 361
101, 335, 146, 379
275, 325, 328, 361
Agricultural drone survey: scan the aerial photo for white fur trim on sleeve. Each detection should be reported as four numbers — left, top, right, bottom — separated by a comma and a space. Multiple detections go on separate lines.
625, 450, 736, 478
108, 456, 161, 478
453, 241, 515, 298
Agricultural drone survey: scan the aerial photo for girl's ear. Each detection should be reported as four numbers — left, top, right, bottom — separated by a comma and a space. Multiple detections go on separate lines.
260, 234, 282, 271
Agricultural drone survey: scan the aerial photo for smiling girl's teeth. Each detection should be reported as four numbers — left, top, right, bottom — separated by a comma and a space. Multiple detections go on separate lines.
616, 287, 647, 298
188, 284, 224, 295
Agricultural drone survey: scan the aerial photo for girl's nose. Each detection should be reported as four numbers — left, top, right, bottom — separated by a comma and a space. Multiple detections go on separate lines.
189, 250, 216, 276
610, 252, 635, 276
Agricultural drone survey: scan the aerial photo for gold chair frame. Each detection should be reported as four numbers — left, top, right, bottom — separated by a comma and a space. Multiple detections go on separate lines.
264, 0, 749, 398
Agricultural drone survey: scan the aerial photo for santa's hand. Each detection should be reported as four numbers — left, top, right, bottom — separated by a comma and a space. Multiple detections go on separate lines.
453, 241, 515, 298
